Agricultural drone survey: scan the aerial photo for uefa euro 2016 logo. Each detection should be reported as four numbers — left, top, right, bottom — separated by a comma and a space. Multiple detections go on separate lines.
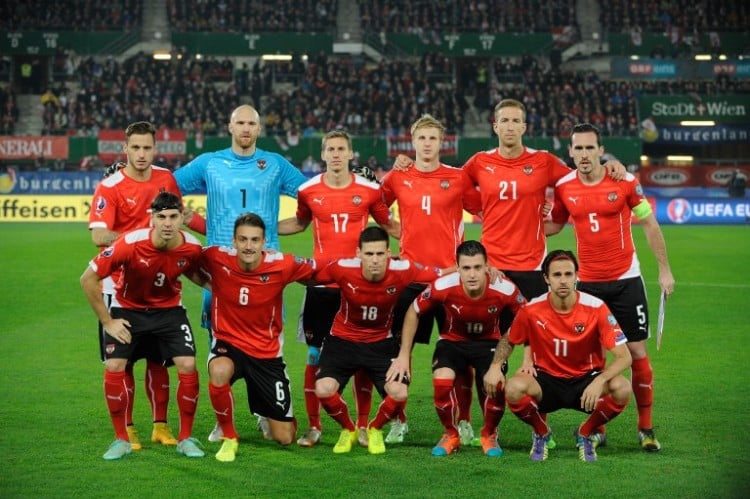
667, 198, 692, 224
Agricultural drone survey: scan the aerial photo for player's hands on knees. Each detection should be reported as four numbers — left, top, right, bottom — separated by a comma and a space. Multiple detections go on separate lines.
386, 355, 410, 383
104, 319, 132, 344
392, 154, 414, 171
580, 376, 606, 412
483, 364, 505, 398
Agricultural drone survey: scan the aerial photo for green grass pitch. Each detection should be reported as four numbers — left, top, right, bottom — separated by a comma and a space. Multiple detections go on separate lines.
0, 222, 748, 498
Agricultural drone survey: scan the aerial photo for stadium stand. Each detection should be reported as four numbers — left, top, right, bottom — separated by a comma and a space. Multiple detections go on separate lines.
167, 0, 337, 32
0, 0, 142, 31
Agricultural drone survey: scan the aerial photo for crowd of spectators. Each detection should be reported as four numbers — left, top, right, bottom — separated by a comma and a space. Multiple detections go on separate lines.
42, 50, 247, 137
1, 85, 20, 135
600, 0, 748, 33
167, 0, 337, 32
0, 0, 142, 31
261, 53, 467, 139
359, 0, 577, 34
483, 55, 750, 138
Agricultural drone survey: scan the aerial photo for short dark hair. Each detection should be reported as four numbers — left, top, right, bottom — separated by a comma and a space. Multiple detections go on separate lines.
150, 191, 182, 212
542, 249, 579, 275
359, 226, 389, 247
571, 123, 602, 147
125, 121, 157, 142
494, 98, 526, 122
456, 240, 487, 262
234, 212, 266, 236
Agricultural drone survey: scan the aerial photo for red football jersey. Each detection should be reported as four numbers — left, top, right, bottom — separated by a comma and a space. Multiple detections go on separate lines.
551, 171, 645, 282
296, 173, 392, 260
313, 258, 442, 343
199, 247, 315, 359
508, 291, 627, 378
88, 228, 202, 309
381, 164, 481, 268
88, 166, 182, 233
462, 147, 572, 270
413, 273, 526, 342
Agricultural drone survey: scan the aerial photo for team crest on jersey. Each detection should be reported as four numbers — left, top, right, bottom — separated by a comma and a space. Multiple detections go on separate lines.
440, 180, 450, 190
351, 195, 363, 206
257, 160, 267, 170
386, 286, 397, 295
177, 259, 187, 267
106, 343, 115, 354
488, 305, 498, 314
523, 166, 534, 175
607, 192, 618, 202
259, 274, 270, 282
574, 322, 585, 334
607, 314, 618, 326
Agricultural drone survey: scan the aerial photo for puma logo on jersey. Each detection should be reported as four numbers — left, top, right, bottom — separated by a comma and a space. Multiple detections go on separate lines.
222, 266, 232, 276
347, 283, 358, 294
484, 166, 496, 174
568, 196, 579, 205
403, 180, 414, 189
536, 320, 547, 330
139, 258, 150, 267
312, 197, 325, 205
126, 197, 137, 206
451, 304, 463, 313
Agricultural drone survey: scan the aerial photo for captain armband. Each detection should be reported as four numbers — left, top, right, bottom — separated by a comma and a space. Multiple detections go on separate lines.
632, 199, 653, 220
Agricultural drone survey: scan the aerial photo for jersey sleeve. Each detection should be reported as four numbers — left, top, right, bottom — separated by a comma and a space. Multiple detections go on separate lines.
460, 170, 482, 214
507, 306, 530, 346
174, 154, 209, 194
295, 192, 313, 223
550, 186, 571, 224
413, 284, 439, 315
279, 159, 307, 198
380, 172, 396, 207
597, 305, 627, 350
369, 196, 393, 225
88, 184, 117, 229
410, 261, 443, 284
284, 254, 316, 284
548, 153, 574, 184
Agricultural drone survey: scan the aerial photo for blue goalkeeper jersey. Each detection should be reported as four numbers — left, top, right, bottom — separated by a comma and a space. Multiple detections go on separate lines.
175, 147, 306, 249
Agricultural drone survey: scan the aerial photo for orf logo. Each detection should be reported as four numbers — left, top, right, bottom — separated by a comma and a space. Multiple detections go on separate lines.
667, 198, 692, 224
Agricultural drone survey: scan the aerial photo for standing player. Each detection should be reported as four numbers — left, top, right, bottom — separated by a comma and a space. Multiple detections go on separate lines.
546, 123, 675, 451
388, 241, 525, 457
381, 114, 482, 445
175, 104, 307, 441
196, 213, 317, 462
312, 227, 446, 455
81, 192, 205, 460
88, 121, 203, 451
278, 130, 399, 448
485, 250, 632, 462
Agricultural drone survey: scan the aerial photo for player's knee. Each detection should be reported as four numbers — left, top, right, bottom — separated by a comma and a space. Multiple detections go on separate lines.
173, 356, 196, 374
610, 375, 632, 404
504, 376, 526, 402
208, 358, 234, 384
315, 378, 337, 398
306, 346, 321, 366
274, 427, 295, 446
385, 381, 408, 401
